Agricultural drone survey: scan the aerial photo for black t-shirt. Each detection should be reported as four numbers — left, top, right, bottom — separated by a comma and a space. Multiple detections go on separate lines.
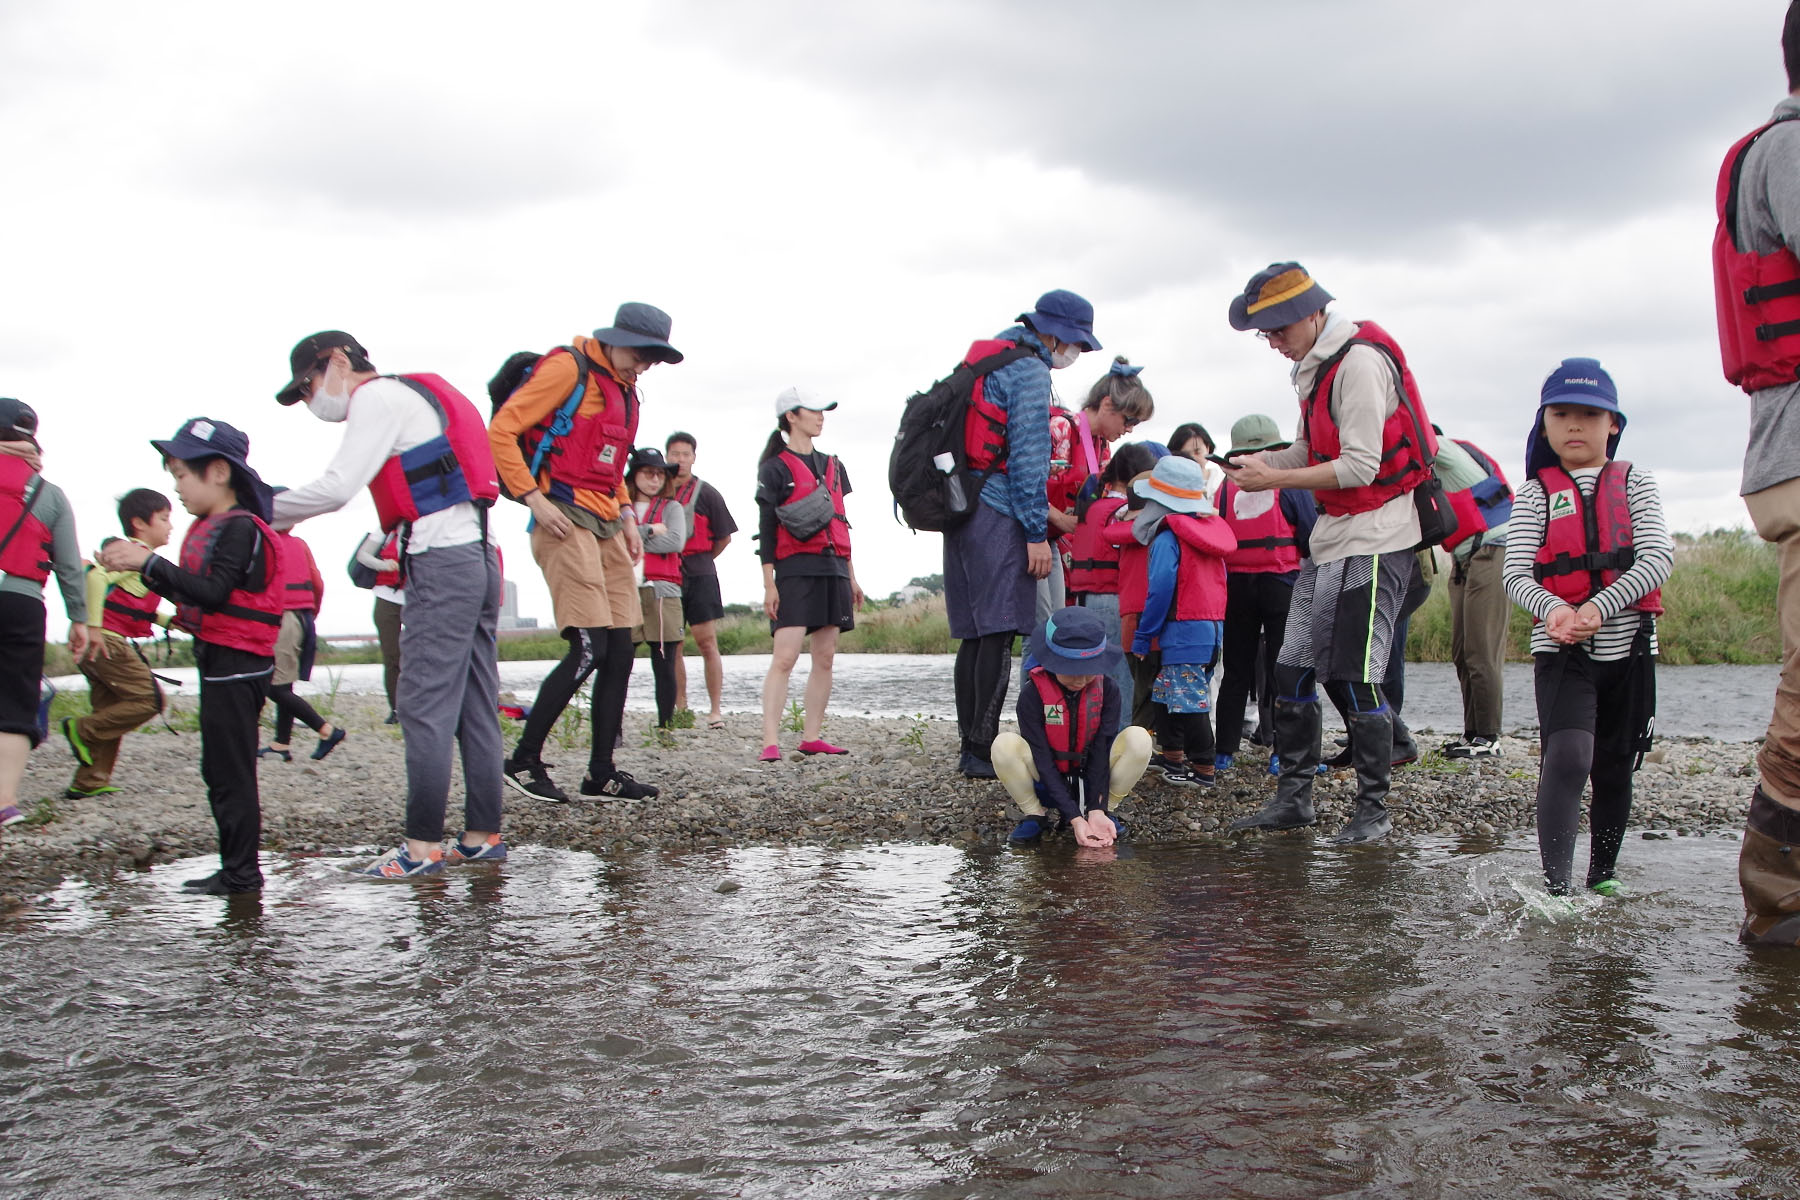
678, 477, 738, 579
756, 449, 852, 578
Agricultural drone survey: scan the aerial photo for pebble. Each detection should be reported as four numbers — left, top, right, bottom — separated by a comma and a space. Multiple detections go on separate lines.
0, 698, 1764, 896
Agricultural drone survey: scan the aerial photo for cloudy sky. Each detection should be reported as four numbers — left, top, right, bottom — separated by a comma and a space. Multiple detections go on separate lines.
0, 0, 1783, 635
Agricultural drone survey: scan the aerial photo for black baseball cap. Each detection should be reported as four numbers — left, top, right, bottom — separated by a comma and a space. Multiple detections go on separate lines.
0, 397, 38, 445
277, 331, 369, 405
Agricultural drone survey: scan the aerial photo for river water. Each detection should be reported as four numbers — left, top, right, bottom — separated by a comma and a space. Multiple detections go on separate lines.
52, 657, 1783, 741
3, 833, 1796, 1198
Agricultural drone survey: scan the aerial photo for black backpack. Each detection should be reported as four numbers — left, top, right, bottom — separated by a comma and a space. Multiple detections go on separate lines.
888, 345, 1036, 532
486, 346, 593, 502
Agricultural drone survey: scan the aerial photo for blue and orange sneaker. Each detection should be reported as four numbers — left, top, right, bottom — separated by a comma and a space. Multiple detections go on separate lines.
448, 833, 507, 864
359, 845, 445, 879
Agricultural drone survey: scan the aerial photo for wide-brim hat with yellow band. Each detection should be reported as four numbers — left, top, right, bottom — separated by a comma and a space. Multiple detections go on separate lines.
1131, 453, 1214, 515
1227, 262, 1334, 332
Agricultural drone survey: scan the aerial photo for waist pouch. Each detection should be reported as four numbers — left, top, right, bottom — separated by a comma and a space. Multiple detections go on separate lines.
775, 486, 837, 542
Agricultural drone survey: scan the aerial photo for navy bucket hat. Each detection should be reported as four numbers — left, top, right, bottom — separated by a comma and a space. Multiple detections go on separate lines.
1027, 606, 1123, 676
151, 417, 275, 521
1228, 262, 1334, 332
1019, 289, 1101, 351
594, 302, 684, 364
1524, 357, 1625, 481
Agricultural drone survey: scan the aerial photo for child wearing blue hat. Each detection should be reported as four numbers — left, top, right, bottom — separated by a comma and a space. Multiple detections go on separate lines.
99, 418, 284, 895
1130, 455, 1238, 786
1502, 359, 1673, 899
992, 607, 1152, 847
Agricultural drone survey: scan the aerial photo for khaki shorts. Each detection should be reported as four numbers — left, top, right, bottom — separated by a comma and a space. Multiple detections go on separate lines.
634, 587, 686, 644
531, 523, 638, 630
272, 610, 304, 686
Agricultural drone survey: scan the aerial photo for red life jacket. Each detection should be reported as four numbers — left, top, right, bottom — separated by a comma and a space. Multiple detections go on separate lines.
1302, 321, 1438, 517
174, 511, 285, 655
1714, 115, 1800, 393
1532, 462, 1663, 616
774, 450, 852, 560
962, 338, 1023, 472
97, 562, 161, 638
675, 476, 713, 556
1165, 513, 1232, 621
518, 349, 638, 494
1066, 495, 1127, 594
1028, 665, 1104, 776
0, 457, 52, 584
641, 497, 684, 584
366, 374, 502, 533
1217, 479, 1300, 574
1442, 439, 1515, 553
1046, 408, 1111, 516
374, 529, 403, 591
275, 531, 320, 612
1115, 531, 1149, 619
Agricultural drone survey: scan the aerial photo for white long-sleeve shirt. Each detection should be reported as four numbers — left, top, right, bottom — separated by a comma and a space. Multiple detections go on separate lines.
272, 377, 488, 552
1504, 464, 1673, 661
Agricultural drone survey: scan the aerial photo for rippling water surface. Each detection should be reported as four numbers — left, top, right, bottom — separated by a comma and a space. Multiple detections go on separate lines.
3, 835, 1796, 1198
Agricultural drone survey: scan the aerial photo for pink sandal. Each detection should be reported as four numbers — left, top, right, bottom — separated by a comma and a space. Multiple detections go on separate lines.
759, 745, 781, 762
798, 739, 849, 756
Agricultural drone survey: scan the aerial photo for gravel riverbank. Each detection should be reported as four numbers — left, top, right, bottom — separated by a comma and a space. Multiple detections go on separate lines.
0, 695, 1758, 900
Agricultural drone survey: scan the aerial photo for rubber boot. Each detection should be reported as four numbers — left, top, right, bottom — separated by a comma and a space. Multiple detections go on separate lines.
1333, 710, 1394, 844
1390, 713, 1420, 766
1229, 699, 1319, 831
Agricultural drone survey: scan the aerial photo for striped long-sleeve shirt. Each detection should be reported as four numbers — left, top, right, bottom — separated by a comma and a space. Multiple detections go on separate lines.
1503, 464, 1673, 661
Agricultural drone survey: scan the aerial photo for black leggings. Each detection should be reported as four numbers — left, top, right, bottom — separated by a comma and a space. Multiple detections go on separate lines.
515, 626, 634, 775
955, 632, 1014, 758
1536, 729, 1633, 893
1156, 710, 1214, 761
267, 683, 327, 744
646, 640, 681, 726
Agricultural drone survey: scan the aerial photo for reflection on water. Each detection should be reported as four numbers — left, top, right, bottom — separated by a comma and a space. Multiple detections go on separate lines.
2, 836, 1796, 1198
52, 657, 1783, 739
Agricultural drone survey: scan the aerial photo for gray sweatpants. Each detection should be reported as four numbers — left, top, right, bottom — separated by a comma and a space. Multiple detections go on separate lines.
398, 540, 504, 842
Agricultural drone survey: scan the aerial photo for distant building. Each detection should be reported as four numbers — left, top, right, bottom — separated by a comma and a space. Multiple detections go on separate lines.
897, 584, 930, 604
499, 580, 537, 630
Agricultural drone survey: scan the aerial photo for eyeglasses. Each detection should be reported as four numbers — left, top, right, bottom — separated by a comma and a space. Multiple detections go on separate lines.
1121, 417, 1141, 431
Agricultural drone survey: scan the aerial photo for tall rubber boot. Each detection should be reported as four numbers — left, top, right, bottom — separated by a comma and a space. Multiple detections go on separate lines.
1390, 712, 1420, 766
1333, 710, 1394, 844
1229, 699, 1319, 831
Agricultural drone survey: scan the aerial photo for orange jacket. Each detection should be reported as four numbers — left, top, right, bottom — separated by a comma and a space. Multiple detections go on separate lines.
488, 335, 633, 520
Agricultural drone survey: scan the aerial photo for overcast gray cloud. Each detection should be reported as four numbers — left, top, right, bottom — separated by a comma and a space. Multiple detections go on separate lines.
656, 0, 1771, 245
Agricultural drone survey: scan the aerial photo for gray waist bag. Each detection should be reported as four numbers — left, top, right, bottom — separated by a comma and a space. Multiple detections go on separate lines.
775, 484, 837, 542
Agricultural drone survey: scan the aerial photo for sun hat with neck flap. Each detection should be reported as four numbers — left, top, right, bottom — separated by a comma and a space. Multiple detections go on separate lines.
1027, 605, 1123, 677
1132, 453, 1215, 515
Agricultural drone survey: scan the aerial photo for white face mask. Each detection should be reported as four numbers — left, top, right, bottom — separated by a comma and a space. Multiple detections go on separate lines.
307, 385, 351, 423
1050, 343, 1082, 370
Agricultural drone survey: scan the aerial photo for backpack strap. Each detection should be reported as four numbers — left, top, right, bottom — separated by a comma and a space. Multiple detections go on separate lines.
527, 346, 591, 479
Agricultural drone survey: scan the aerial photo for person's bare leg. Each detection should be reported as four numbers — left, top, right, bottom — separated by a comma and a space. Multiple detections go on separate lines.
802, 626, 839, 740
694, 619, 725, 723
0, 731, 28, 812
761, 627, 804, 748
672, 639, 689, 713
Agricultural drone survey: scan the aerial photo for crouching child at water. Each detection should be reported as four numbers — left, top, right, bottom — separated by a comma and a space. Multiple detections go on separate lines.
67, 488, 175, 799
1131, 455, 1237, 787
100, 419, 284, 895
1502, 360, 1672, 899
996, 607, 1151, 846
0, 399, 93, 831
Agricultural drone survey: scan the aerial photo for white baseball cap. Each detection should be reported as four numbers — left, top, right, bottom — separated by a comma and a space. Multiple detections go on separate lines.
775, 386, 838, 417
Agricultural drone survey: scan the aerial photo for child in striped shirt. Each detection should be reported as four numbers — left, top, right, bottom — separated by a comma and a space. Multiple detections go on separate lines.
1504, 359, 1673, 899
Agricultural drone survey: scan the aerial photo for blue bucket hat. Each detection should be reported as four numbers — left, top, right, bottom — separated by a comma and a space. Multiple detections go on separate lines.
1019, 289, 1101, 351
594, 302, 684, 364
1027, 606, 1123, 676
151, 417, 274, 521
1524, 357, 1624, 481
1228, 262, 1335, 332
1132, 453, 1214, 515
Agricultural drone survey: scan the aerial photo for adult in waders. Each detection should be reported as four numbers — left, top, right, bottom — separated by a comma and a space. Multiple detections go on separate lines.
1717, 1, 1800, 945
1222, 263, 1439, 844
945, 289, 1100, 779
